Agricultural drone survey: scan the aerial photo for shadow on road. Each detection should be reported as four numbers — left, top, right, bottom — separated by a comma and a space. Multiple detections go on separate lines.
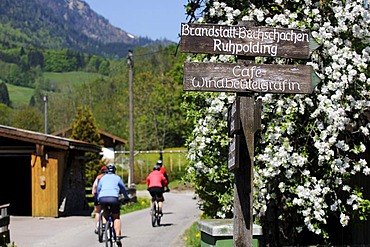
158, 223, 173, 227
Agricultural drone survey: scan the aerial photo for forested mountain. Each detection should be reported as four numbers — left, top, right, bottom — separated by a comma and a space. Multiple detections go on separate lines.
0, 0, 189, 150
0, 0, 173, 58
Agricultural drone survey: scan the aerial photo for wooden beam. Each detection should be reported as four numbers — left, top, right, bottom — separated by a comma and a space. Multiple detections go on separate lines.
233, 96, 260, 246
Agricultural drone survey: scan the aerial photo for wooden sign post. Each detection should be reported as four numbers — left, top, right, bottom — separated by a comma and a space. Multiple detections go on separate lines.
180, 21, 320, 246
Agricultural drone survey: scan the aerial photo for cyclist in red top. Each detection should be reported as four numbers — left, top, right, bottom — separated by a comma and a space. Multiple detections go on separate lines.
146, 165, 168, 215
92, 165, 107, 233
156, 160, 170, 192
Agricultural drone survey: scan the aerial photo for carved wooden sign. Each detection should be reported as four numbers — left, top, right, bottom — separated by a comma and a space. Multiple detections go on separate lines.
180, 23, 320, 59
183, 62, 320, 94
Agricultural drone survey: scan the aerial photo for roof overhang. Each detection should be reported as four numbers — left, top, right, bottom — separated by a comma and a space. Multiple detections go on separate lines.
0, 125, 102, 153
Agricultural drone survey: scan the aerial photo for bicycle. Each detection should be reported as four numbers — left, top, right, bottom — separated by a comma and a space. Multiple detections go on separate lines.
97, 209, 104, 243
97, 198, 129, 246
150, 189, 169, 227
97, 205, 117, 247
151, 195, 162, 227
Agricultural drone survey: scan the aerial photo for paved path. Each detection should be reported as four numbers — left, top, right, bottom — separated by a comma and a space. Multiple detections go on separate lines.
9, 190, 200, 247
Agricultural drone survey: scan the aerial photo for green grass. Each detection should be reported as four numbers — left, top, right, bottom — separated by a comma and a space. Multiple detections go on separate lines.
135, 183, 147, 191
117, 148, 188, 183
121, 196, 150, 214
182, 214, 211, 247
6, 83, 34, 108
43, 71, 103, 89
6, 72, 103, 108
182, 221, 201, 247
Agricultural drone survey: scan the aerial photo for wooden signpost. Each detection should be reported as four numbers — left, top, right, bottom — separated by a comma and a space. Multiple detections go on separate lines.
180, 21, 320, 246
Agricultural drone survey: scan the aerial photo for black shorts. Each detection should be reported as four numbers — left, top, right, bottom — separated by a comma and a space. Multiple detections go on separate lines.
98, 196, 120, 214
148, 187, 164, 202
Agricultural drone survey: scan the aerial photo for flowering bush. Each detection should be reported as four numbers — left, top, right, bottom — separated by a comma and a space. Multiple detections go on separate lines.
183, 0, 370, 245
183, 91, 235, 218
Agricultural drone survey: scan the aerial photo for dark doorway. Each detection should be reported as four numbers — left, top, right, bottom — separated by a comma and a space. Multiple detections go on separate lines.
0, 155, 32, 215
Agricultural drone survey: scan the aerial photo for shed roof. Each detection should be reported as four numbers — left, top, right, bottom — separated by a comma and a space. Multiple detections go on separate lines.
0, 125, 102, 153
52, 127, 127, 148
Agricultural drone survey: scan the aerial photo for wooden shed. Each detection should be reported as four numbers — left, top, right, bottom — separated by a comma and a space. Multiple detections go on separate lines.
0, 125, 102, 217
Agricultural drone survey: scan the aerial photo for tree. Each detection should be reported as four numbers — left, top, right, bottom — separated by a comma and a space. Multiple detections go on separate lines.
183, 0, 370, 245
29, 79, 44, 111
98, 60, 109, 76
86, 55, 102, 73
133, 45, 187, 150
0, 103, 12, 125
27, 49, 44, 68
43, 49, 75, 72
0, 82, 11, 106
70, 105, 104, 187
12, 107, 43, 131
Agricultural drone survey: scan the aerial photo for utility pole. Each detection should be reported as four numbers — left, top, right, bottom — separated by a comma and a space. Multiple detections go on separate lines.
43, 95, 48, 134
127, 50, 134, 186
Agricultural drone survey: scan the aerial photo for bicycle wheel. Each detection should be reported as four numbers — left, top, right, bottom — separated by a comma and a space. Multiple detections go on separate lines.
151, 201, 157, 227
97, 210, 104, 243
104, 220, 113, 247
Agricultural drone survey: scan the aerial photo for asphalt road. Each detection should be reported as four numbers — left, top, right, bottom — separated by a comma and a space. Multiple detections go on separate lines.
9, 190, 201, 247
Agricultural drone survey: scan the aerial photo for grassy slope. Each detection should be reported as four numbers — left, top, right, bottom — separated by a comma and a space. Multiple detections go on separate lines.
6, 83, 34, 108
7, 71, 102, 108
44, 71, 103, 89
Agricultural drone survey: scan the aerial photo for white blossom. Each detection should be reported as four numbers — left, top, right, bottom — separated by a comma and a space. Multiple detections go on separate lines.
186, 0, 370, 239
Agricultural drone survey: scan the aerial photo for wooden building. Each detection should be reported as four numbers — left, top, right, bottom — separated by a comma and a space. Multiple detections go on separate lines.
0, 125, 102, 217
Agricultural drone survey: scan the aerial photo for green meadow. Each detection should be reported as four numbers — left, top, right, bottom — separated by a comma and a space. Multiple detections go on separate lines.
44, 71, 103, 89
6, 83, 34, 108
6, 72, 102, 108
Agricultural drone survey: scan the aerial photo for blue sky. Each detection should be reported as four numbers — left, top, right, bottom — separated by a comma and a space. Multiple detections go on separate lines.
83, 0, 189, 42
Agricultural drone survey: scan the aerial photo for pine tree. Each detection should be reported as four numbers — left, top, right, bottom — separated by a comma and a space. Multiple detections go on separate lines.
70, 105, 104, 186
0, 82, 11, 107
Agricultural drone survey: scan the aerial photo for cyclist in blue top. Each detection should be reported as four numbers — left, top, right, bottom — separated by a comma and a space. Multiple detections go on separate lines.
97, 164, 130, 247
